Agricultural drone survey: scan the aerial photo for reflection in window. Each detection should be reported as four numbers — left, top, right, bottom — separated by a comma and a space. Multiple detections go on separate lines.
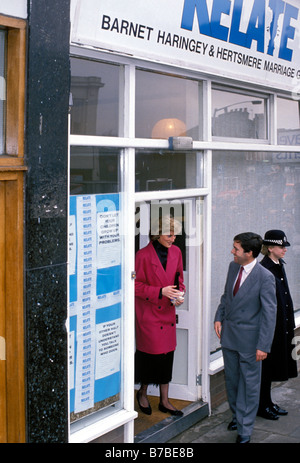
277, 98, 300, 146
70, 58, 120, 136
136, 70, 203, 140
70, 146, 121, 195
212, 88, 267, 139
210, 150, 300, 353
0, 30, 6, 154
135, 149, 203, 192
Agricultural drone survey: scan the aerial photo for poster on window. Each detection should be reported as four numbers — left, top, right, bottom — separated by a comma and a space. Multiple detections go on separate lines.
69, 193, 121, 417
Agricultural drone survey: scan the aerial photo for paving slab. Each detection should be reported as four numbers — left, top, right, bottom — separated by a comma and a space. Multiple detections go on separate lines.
168, 376, 300, 444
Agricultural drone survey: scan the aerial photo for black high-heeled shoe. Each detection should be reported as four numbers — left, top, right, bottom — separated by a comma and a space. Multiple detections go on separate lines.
158, 403, 183, 416
136, 390, 152, 415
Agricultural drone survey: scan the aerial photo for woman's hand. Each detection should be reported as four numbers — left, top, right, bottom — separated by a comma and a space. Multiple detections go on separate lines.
162, 285, 182, 300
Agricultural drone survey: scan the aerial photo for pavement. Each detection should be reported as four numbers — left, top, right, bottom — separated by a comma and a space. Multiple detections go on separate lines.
168, 376, 300, 444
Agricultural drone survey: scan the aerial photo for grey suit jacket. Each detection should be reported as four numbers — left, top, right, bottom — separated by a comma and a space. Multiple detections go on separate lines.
214, 261, 277, 353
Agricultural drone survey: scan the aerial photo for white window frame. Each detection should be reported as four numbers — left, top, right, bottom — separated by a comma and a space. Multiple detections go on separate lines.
68, 45, 300, 439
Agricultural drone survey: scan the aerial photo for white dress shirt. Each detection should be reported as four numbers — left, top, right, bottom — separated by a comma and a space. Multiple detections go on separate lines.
239, 258, 257, 287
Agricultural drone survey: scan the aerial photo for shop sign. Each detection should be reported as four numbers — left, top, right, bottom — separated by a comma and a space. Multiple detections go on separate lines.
71, 0, 300, 93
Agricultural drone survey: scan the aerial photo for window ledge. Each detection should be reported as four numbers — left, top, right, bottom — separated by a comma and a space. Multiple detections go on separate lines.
209, 356, 224, 375
69, 409, 137, 443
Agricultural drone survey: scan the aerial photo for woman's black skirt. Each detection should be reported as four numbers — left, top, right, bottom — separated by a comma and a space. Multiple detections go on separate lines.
135, 350, 174, 385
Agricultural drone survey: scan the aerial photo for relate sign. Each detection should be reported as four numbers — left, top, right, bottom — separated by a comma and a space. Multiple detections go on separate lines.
71, 0, 300, 92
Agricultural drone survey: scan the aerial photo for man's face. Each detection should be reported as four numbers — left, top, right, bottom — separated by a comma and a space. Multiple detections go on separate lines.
231, 240, 253, 266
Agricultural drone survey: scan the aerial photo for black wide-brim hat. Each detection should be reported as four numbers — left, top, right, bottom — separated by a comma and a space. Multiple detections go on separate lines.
263, 229, 290, 247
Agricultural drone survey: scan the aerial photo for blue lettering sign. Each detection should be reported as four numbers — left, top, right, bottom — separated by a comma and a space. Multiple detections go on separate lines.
211, 0, 231, 41
279, 3, 298, 61
229, 0, 247, 47
267, 0, 285, 56
180, 0, 299, 62
181, 0, 211, 35
245, 0, 265, 52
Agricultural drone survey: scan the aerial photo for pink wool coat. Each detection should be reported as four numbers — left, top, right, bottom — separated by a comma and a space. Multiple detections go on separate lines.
135, 241, 185, 355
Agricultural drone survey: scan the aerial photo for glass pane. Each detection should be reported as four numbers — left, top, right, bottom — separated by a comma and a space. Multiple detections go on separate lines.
135, 200, 187, 269
0, 30, 6, 154
136, 69, 202, 140
69, 149, 124, 425
210, 150, 300, 353
70, 58, 120, 136
212, 88, 267, 139
70, 146, 121, 195
135, 149, 203, 191
173, 329, 188, 385
277, 98, 300, 146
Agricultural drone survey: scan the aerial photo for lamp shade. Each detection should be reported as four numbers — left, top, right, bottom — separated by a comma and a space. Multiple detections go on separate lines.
151, 118, 186, 139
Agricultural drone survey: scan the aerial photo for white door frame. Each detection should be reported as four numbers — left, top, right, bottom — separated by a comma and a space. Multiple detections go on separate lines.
136, 195, 203, 402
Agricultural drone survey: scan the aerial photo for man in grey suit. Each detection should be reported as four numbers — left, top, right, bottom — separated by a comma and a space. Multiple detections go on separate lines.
214, 232, 277, 443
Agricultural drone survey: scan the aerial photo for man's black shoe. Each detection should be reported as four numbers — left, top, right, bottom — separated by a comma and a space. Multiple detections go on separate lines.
257, 406, 279, 420
236, 435, 250, 443
227, 420, 237, 431
272, 404, 288, 415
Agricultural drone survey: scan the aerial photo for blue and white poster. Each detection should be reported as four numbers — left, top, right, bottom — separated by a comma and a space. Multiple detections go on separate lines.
69, 194, 121, 416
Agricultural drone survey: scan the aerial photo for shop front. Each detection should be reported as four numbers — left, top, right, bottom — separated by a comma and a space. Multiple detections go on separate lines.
2, 0, 299, 445
67, 0, 300, 443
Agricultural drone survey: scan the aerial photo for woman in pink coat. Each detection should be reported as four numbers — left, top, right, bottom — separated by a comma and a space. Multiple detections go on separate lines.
135, 217, 185, 416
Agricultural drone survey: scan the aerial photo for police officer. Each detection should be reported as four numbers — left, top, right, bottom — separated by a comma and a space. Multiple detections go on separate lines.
258, 230, 298, 420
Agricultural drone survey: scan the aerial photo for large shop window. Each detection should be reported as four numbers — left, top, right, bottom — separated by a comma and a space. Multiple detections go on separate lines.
210, 150, 300, 353
277, 98, 300, 146
212, 87, 268, 140
136, 69, 203, 140
69, 146, 124, 425
70, 58, 120, 137
70, 146, 120, 195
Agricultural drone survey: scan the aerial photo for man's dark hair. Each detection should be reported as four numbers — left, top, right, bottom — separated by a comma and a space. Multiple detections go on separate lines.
234, 232, 263, 258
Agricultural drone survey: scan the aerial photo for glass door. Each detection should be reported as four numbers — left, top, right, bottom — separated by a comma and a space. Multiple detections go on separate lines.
136, 197, 203, 401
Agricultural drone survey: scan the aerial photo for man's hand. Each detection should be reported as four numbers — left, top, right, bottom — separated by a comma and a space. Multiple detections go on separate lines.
214, 321, 222, 339
256, 349, 267, 361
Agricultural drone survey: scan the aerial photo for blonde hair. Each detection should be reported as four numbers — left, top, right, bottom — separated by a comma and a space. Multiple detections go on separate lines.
150, 216, 182, 241
261, 244, 275, 256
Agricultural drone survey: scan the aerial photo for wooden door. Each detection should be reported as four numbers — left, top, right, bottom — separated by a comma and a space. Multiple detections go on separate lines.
0, 171, 25, 442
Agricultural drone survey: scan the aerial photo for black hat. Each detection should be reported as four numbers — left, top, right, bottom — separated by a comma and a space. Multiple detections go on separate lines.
263, 230, 290, 247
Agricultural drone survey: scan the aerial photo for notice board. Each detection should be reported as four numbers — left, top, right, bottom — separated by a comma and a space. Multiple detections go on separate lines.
69, 193, 121, 420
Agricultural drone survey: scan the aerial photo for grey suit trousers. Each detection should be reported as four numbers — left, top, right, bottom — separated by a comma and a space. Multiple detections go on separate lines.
222, 347, 262, 438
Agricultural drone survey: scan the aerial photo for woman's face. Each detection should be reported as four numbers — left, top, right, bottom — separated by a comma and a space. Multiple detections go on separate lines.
268, 245, 287, 261
158, 233, 176, 248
